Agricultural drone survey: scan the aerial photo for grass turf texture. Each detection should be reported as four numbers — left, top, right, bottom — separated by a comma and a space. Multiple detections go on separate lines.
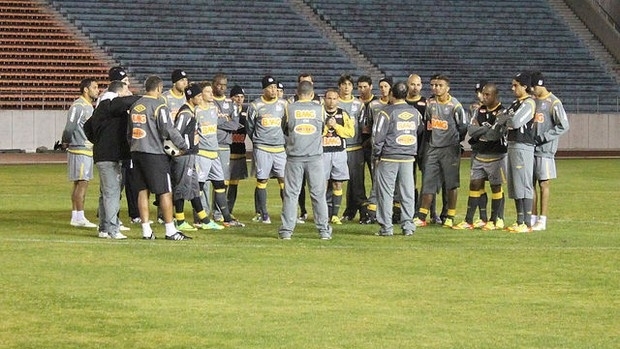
0, 159, 618, 348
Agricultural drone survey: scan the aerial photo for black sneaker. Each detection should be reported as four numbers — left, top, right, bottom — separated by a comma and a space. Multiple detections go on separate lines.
165, 232, 192, 240
142, 233, 156, 240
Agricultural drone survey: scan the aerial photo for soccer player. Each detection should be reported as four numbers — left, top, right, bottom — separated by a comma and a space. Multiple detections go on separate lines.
246, 75, 288, 224
495, 72, 537, 233
129, 75, 190, 240
357, 75, 378, 179
211, 73, 240, 221
373, 81, 424, 236
414, 74, 468, 228
279, 81, 331, 240
337, 74, 365, 222
62, 78, 99, 228
322, 89, 354, 224
163, 69, 189, 121
277, 81, 285, 99
288, 73, 322, 223
170, 83, 227, 231
227, 85, 249, 214
193, 82, 245, 228
530, 72, 570, 231
453, 83, 507, 231
405, 73, 430, 215
467, 80, 491, 227
360, 76, 392, 224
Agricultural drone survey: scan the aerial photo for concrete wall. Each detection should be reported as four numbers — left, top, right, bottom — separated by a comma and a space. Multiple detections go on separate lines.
0, 110, 68, 152
0, 110, 619, 152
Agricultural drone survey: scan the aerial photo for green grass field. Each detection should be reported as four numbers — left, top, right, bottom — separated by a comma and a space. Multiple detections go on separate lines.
1, 159, 618, 348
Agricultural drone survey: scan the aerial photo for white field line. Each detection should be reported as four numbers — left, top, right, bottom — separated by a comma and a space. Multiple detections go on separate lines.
1, 237, 619, 251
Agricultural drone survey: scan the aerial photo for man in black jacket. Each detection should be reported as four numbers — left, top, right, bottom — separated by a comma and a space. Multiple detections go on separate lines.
84, 81, 140, 239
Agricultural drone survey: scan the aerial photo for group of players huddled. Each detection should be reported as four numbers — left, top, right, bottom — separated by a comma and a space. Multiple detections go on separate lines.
61, 66, 569, 240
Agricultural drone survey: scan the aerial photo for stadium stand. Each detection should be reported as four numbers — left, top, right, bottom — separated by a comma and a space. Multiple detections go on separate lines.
302, 0, 620, 112
3, 0, 619, 112
47, 0, 366, 99
0, 0, 111, 109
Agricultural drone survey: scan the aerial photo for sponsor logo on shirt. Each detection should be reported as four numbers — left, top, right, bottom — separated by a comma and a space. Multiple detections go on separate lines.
294, 124, 317, 135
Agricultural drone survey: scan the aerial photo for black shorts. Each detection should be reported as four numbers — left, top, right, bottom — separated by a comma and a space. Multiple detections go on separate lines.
130, 152, 172, 195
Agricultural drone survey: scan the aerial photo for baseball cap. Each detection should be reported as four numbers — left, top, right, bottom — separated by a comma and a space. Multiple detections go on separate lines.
184, 83, 203, 100
475, 80, 488, 92
171, 69, 188, 84
514, 71, 531, 87
378, 77, 393, 87
230, 85, 245, 97
109, 66, 127, 81
261, 75, 277, 89
530, 71, 545, 87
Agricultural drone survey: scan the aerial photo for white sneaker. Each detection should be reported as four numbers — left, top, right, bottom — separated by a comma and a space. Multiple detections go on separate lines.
119, 224, 130, 231
531, 221, 546, 231
71, 219, 97, 228
98, 231, 111, 239
109, 232, 128, 240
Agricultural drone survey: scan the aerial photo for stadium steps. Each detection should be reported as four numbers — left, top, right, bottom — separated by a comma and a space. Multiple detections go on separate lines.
303, 0, 620, 112
546, 0, 620, 84
288, 0, 384, 83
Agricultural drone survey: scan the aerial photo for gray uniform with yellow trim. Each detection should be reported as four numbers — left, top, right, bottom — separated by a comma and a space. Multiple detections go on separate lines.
279, 99, 330, 239
533, 92, 569, 181
62, 96, 95, 181
246, 96, 288, 180
213, 96, 239, 181
162, 89, 186, 122
373, 101, 423, 235
195, 102, 225, 182
422, 95, 468, 193
129, 95, 186, 154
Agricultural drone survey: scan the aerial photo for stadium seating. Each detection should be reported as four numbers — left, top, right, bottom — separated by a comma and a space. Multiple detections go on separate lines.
47, 0, 366, 99
3, 0, 619, 111
0, 0, 111, 109
303, 0, 620, 112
